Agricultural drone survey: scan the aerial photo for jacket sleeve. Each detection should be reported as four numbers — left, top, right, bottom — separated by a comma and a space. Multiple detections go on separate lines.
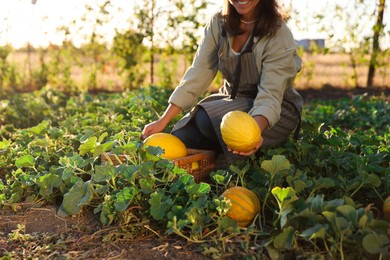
249, 23, 301, 127
168, 13, 220, 112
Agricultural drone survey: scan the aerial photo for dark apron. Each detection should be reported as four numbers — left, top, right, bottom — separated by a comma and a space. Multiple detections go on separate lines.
172, 31, 260, 163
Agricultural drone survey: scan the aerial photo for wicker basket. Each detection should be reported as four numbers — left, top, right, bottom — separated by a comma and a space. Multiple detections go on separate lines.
101, 149, 216, 183
172, 149, 216, 183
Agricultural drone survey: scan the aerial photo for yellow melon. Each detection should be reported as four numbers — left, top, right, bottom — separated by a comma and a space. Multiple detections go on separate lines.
220, 111, 261, 152
222, 186, 261, 227
191, 161, 199, 170
143, 133, 187, 160
384, 196, 390, 220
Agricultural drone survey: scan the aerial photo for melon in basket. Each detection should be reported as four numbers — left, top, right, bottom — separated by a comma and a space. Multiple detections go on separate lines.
222, 186, 261, 227
143, 133, 187, 160
220, 111, 261, 152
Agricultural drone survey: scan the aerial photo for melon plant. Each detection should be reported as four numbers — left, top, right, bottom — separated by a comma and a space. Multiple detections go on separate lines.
143, 133, 187, 160
220, 111, 261, 152
222, 186, 261, 227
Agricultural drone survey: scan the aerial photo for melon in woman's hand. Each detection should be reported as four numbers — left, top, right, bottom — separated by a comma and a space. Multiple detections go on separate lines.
220, 111, 261, 152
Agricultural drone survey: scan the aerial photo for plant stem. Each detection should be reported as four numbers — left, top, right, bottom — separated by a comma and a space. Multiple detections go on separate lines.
349, 182, 363, 198
339, 234, 344, 260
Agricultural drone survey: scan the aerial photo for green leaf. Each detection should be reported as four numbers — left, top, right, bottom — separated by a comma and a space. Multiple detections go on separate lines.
15, 155, 35, 168
79, 136, 97, 156
36, 173, 63, 196
98, 132, 109, 143
93, 141, 114, 158
79, 130, 94, 143
29, 120, 50, 135
0, 139, 11, 154
322, 211, 336, 230
271, 186, 298, 205
359, 172, 381, 187
0, 180, 5, 191
115, 186, 138, 211
335, 216, 351, 232
117, 164, 140, 181
218, 217, 239, 233
362, 233, 389, 254
292, 180, 307, 193
139, 178, 155, 194
261, 155, 291, 175
58, 180, 93, 217
358, 214, 368, 228
300, 224, 327, 240
210, 173, 229, 185
323, 198, 345, 211
100, 201, 116, 225
336, 204, 357, 224
28, 138, 49, 148
272, 187, 298, 229
94, 164, 116, 182
149, 191, 173, 221
186, 182, 211, 196
273, 226, 295, 250
309, 195, 325, 213
312, 177, 335, 191
61, 167, 73, 180
0, 139, 10, 150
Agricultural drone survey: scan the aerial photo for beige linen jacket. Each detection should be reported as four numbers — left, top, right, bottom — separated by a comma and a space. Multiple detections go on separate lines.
168, 12, 302, 128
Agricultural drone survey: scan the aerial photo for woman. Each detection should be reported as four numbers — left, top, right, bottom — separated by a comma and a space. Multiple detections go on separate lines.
141, 0, 303, 165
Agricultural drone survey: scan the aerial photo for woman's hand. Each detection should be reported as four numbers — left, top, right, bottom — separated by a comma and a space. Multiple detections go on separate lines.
227, 138, 263, 156
141, 120, 167, 140
140, 103, 182, 141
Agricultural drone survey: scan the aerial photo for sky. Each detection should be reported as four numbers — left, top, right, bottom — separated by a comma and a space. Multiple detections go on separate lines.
0, 0, 388, 49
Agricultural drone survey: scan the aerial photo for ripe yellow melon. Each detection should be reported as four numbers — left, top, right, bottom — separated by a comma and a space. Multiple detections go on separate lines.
384, 196, 390, 220
220, 111, 261, 152
191, 161, 199, 170
222, 186, 261, 227
143, 133, 187, 160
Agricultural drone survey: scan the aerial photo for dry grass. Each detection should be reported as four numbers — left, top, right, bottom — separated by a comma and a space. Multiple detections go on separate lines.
6, 51, 390, 92
295, 53, 390, 90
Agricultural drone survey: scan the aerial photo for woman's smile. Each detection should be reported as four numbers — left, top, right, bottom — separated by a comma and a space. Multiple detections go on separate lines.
237, 1, 250, 5
229, 0, 261, 20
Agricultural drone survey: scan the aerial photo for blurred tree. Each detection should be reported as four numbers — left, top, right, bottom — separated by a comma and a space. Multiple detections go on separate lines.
0, 45, 18, 91
134, 0, 210, 87
315, 1, 373, 87
79, 0, 113, 91
112, 29, 146, 90
167, 0, 210, 71
135, 0, 158, 85
48, 25, 77, 93
367, 0, 386, 87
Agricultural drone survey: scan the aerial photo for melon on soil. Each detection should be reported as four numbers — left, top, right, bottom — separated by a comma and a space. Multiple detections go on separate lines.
222, 186, 261, 227
143, 133, 187, 160
220, 111, 261, 153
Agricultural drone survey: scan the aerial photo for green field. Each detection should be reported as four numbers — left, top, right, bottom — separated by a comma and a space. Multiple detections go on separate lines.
0, 86, 389, 259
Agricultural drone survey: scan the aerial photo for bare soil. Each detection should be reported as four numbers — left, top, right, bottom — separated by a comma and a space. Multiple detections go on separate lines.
0, 203, 209, 259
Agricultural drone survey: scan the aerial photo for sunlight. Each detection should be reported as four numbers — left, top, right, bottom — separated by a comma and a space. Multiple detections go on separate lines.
0, 0, 388, 49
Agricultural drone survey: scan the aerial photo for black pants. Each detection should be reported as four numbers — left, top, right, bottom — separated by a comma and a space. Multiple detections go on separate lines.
172, 107, 222, 152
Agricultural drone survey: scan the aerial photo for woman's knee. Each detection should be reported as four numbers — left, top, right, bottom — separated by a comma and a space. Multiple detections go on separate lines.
194, 108, 217, 140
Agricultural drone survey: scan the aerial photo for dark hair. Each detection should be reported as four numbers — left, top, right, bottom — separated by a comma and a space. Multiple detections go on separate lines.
221, 0, 285, 39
